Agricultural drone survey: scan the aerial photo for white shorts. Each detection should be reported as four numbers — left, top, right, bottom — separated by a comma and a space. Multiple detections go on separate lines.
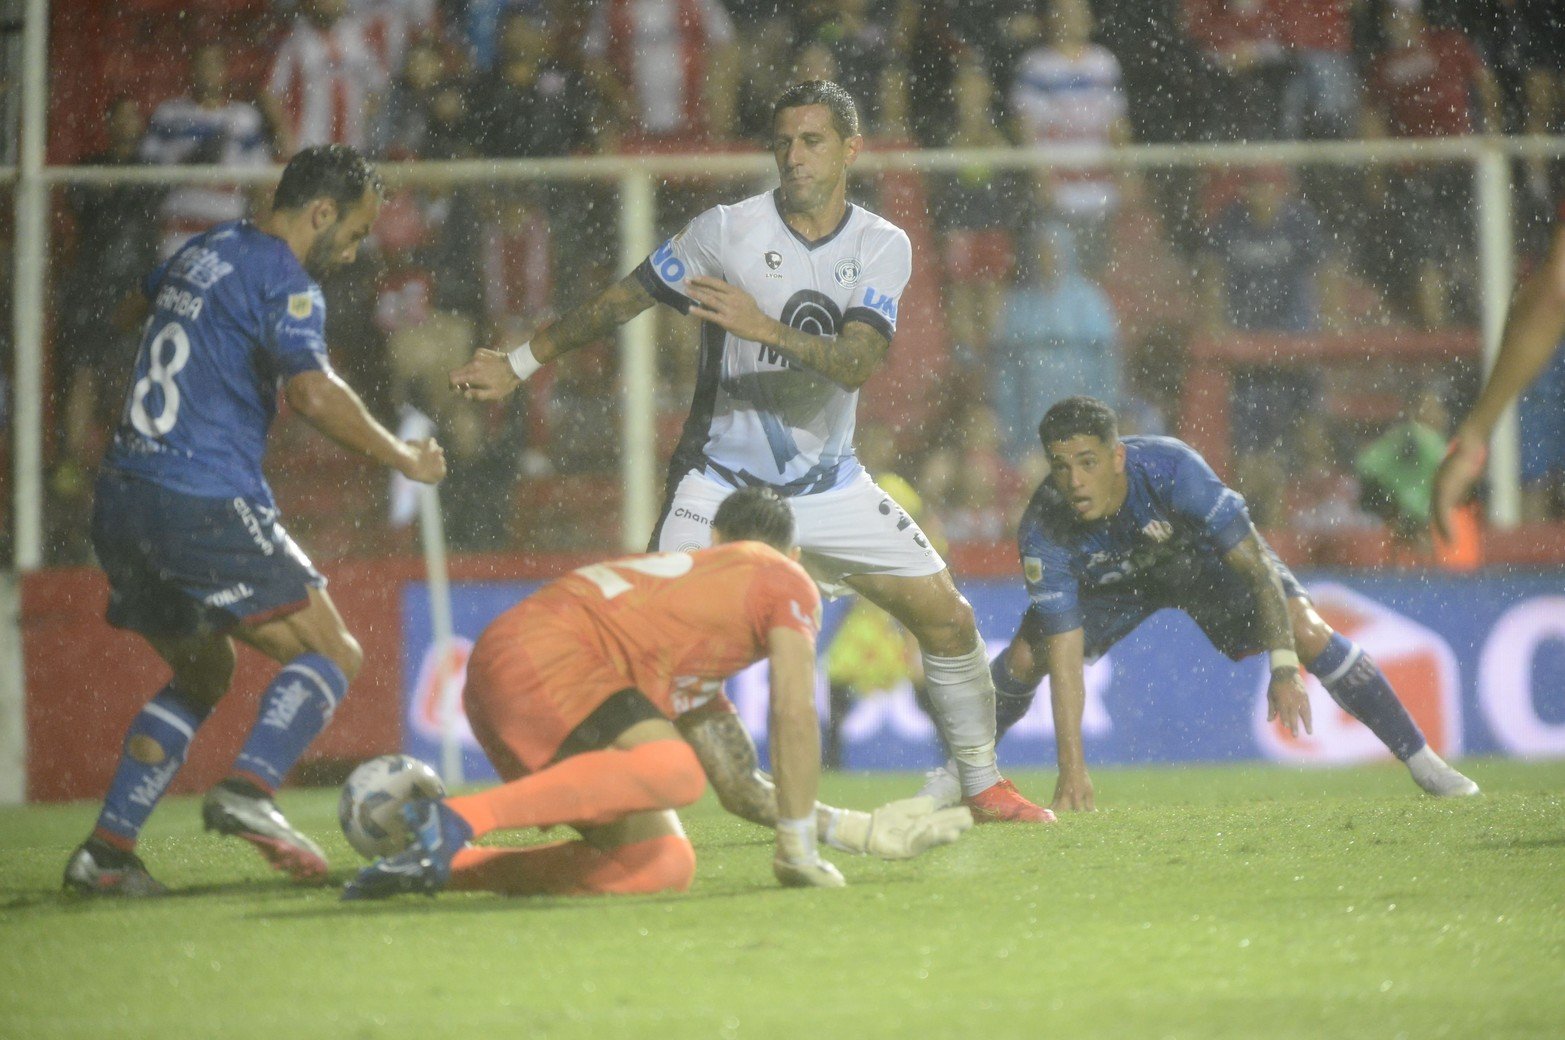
652, 470, 946, 596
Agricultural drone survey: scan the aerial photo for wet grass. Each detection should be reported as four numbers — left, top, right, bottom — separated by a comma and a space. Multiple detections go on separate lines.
2, 759, 1562, 1039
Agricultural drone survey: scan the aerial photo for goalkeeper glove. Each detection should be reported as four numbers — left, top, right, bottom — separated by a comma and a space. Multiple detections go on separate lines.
821, 797, 974, 860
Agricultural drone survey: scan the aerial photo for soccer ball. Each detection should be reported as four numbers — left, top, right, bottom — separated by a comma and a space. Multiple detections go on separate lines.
338, 754, 447, 860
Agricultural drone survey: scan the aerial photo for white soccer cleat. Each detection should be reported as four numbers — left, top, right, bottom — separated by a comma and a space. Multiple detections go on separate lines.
916, 762, 962, 808
1406, 747, 1480, 798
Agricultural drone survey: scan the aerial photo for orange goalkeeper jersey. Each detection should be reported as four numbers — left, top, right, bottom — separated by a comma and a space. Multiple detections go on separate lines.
464, 541, 821, 766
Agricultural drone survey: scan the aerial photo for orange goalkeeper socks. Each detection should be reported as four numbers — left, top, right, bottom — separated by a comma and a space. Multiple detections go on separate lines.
448, 834, 696, 896
445, 738, 706, 838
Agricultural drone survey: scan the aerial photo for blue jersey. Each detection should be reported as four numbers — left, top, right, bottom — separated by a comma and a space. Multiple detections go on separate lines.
1018, 436, 1255, 636
103, 220, 331, 507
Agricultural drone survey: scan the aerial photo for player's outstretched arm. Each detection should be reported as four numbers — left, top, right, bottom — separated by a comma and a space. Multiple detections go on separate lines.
285, 370, 446, 483
450, 271, 656, 401
685, 275, 889, 390
1432, 224, 1565, 541
1221, 532, 1312, 738
1043, 626, 1095, 812
676, 692, 970, 860
765, 625, 845, 887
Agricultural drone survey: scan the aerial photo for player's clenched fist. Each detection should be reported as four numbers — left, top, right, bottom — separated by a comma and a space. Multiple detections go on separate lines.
825, 797, 974, 860
399, 436, 447, 484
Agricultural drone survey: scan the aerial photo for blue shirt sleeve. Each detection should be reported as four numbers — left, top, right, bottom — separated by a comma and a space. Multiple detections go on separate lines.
1019, 518, 1083, 636
1168, 445, 1253, 553
262, 269, 332, 378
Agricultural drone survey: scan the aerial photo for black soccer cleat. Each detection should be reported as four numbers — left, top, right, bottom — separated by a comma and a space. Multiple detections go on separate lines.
62, 838, 168, 898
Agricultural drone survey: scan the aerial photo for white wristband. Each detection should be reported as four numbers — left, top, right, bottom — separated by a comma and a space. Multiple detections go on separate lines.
1269, 649, 1300, 673
507, 340, 543, 382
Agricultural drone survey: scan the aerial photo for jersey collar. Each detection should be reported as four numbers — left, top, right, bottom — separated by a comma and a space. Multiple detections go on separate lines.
771, 190, 855, 250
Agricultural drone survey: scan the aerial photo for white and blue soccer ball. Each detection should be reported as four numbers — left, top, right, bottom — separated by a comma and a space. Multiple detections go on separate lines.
338, 754, 447, 860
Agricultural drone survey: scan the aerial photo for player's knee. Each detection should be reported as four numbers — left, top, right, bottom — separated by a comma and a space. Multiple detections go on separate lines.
654, 741, 708, 808
910, 596, 978, 657
321, 631, 364, 682
621, 835, 697, 895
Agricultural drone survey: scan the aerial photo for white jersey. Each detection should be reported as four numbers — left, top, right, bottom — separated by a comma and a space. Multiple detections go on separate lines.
637, 190, 911, 496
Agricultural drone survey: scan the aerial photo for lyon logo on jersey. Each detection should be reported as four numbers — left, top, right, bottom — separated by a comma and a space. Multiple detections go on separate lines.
1253, 583, 1462, 763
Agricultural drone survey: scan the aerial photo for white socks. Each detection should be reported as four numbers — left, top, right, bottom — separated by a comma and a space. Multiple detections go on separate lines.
921, 641, 1002, 797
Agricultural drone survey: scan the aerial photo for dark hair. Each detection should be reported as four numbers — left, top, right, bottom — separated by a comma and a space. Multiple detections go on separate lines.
713, 487, 796, 551
273, 144, 383, 213
1038, 396, 1119, 448
773, 80, 860, 139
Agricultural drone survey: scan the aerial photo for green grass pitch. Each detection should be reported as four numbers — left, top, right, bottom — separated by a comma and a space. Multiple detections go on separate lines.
3, 759, 1562, 1040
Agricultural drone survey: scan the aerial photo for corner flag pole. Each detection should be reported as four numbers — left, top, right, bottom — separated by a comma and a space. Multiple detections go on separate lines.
417, 481, 463, 788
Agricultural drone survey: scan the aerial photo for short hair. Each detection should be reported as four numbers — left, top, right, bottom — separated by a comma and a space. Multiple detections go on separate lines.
1038, 396, 1119, 448
273, 144, 383, 213
713, 487, 796, 551
773, 80, 860, 140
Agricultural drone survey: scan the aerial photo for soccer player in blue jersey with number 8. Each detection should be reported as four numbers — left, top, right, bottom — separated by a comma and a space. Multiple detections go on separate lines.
64, 145, 447, 896
920, 396, 1479, 812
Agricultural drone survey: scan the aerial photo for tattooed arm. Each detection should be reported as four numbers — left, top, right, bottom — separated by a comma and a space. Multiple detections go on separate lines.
1222, 530, 1313, 738
674, 708, 780, 827
450, 271, 656, 400
684, 274, 889, 390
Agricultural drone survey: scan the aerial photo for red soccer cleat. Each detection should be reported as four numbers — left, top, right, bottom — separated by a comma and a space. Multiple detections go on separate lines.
964, 779, 1057, 824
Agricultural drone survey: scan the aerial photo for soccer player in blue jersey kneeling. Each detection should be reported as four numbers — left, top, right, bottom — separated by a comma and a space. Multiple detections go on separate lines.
923, 396, 1478, 812
64, 145, 446, 896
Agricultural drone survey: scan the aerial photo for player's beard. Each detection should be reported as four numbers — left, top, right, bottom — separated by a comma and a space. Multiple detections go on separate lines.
303, 220, 349, 278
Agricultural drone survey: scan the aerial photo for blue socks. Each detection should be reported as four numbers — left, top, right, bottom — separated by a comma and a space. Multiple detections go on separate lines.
1306, 633, 1426, 760
991, 655, 1040, 741
232, 653, 348, 792
94, 684, 211, 847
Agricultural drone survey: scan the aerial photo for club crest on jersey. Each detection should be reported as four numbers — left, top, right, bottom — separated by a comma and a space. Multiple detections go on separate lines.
1024, 556, 1044, 584
1141, 520, 1174, 543
834, 257, 861, 288
287, 292, 313, 319
764, 250, 782, 270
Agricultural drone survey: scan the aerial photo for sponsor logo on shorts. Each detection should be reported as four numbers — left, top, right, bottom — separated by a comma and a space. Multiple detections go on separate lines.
673, 507, 712, 526
232, 498, 275, 556
203, 582, 255, 608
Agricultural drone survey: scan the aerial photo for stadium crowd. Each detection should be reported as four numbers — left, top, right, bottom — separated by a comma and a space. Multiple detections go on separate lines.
21, 0, 1565, 565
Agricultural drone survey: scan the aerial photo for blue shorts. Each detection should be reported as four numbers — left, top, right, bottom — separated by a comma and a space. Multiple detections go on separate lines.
1035, 539, 1307, 662
91, 471, 325, 638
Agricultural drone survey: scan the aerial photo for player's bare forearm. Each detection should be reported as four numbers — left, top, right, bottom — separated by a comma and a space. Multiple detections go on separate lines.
675, 709, 778, 826
1044, 628, 1088, 770
767, 626, 822, 821
285, 370, 445, 483
1223, 532, 1294, 656
533, 272, 656, 363
1460, 232, 1565, 441
769, 321, 888, 390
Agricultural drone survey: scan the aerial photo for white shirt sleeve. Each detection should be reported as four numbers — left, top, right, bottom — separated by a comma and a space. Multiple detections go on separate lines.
636, 205, 725, 309
842, 225, 910, 339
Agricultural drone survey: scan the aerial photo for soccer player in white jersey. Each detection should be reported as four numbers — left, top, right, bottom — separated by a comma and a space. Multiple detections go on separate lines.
452, 80, 1051, 823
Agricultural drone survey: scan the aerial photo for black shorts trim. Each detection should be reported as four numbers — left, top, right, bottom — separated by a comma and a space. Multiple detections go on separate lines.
553, 688, 666, 762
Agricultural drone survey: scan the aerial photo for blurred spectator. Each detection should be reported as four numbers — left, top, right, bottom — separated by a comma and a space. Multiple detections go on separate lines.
53, 97, 162, 539
455, 0, 545, 71
267, 0, 390, 153
1200, 166, 1343, 524
141, 43, 274, 258
1183, 0, 1290, 141
1355, 384, 1451, 551
921, 403, 1016, 545
1276, 0, 1361, 140
581, 0, 740, 143
349, 0, 439, 78
469, 12, 600, 158
370, 38, 450, 159
1282, 413, 1375, 535
480, 188, 554, 348
989, 223, 1120, 468
933, 59, 1016, 363
790, 1, 897, 134
1009, 0, 1132, 276
1361, 0, 1500, 329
